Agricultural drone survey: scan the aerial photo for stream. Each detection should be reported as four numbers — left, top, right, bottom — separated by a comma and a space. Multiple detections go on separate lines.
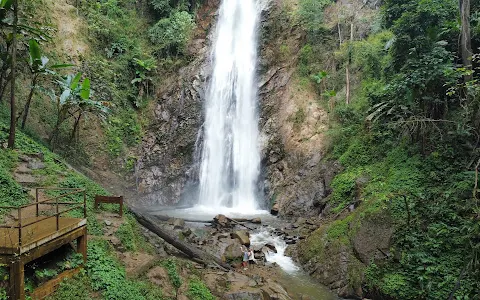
151, 207, 338, 299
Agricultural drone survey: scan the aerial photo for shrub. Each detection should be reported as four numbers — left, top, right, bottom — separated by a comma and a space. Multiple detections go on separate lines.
187, 278, 215, 300
163, 259, 182, 289
148, 11, 195, 56
87, 240, 162, 300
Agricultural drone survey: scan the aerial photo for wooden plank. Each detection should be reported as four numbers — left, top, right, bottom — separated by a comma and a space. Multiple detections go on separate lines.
0, 218, 85, 252
22, 226, 86, 264
30, 267, 81, 300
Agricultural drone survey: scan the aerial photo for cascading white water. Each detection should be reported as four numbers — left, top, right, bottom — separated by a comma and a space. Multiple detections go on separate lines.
250, 231, 300, 273
198, 0, 261, 211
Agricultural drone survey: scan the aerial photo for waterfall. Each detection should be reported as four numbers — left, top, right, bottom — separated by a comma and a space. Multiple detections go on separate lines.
198, 0, 261, 211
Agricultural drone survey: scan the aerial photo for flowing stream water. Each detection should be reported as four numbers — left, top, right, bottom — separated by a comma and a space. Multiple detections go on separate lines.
250, 230, 339, 300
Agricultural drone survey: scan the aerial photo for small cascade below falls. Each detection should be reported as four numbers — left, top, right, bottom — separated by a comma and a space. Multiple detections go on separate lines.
250, 230, 300, 273
198, 0, 262, 212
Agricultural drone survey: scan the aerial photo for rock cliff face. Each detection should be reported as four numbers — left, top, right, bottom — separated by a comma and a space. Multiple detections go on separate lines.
135, 0, 335, 215
134, 0, 219, 206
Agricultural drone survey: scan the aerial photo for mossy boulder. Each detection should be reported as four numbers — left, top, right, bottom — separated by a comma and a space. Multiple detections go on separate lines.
298, 224, 365, 298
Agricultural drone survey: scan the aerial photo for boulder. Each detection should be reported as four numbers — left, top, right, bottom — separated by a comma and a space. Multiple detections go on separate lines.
271, 203, 279, 216
251, 218, 262, 224
262, 279, 292, 300
173, 218, 185, 229
261, 247, 271, 257
224, 291, 263, 300
352, 211, 393, 264
231, 230, 250, 245
214, 214, 230, 227
182, 228, 192, 237
28, 160, 45, 170
31, 152, 44, 161
223, 240, 243, 261
299, 229, 365, 299
264, 244, 277, 253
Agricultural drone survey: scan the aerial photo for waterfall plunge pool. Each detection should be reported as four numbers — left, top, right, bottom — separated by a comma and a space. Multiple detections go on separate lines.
149, 206, 339, 299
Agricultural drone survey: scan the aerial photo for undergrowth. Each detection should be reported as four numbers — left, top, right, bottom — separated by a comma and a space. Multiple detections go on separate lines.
87, 240, 163, 300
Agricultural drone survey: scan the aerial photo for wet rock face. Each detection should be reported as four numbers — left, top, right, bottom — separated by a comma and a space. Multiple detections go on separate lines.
135, 66, 205, 206
134, 1, 218, 207
298, 232, 365, 299
134, 0, 339, 216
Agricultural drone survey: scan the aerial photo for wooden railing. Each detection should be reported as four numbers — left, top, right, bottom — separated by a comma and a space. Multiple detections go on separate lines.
0, 188, 86, 247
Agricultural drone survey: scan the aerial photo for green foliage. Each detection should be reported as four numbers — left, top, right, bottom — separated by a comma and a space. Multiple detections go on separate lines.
105, 111, 142, 158
87, 240, 163, 300
34, 268, 58, 282
0, 288, 6, 300
297, 0, 331, 37
0, 154, 28, 216
57, 252, 85, 271
349, 31, 394, 80
298, 0, 480, 296
289, 107, 306, 131
150, 0, 171, 15
114, 214, 149, 252
326, 215, 353, 244
163, 259, 182, 289
47, 273, 93, 300
187, 278, 215, 300
148, 11, 195, 56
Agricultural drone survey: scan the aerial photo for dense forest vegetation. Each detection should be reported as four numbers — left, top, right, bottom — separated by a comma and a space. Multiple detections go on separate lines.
296, 0, 480, 298
0, 0, 200, 166
0, 1, 213, 299
1, 0, 480, 299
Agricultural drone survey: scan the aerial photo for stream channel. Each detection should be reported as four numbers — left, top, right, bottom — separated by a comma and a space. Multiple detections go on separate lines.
150, 206, 339, 300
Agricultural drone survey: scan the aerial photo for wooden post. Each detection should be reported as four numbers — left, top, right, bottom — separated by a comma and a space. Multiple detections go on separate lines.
55, 196, 59, 231
18, 207, 21, 247
83, 191, 87, 218
35, 188, 39, 217
119, 196, 123, 217
10, 259, 25, 300
76, 227, 87, 263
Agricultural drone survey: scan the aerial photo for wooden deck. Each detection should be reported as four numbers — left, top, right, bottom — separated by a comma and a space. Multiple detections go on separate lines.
0, 188, 89, 299
0, 217, 86, 254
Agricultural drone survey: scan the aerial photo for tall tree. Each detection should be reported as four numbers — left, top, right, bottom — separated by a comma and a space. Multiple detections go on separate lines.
7, 0, 17, 149
460, 0, 472, 81
0, 0, 13, 104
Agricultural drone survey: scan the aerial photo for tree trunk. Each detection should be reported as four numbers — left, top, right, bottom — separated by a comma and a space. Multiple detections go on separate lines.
0, 77, 9, 104
0, 42, 11, 104
337, 22, 342, 46
460, 0, 472, 82
130, 209, 232, 271
345, 23, 354, 105
345, 66, 350, 105
49, 113, 64, 150
0, 71, 5, 104
21, 75, 38, 130
8, 0, 18, 149
70, 112, 82, 143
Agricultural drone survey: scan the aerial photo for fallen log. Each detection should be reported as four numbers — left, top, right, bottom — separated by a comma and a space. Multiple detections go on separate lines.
130, 209, 232, 271
152, 214, 214, 224
226, 217, 255, 230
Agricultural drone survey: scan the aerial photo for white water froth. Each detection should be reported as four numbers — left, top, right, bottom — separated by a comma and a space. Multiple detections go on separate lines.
162, 205, 269, 220
198, 0, 262, 211
250, 231, 300, 274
